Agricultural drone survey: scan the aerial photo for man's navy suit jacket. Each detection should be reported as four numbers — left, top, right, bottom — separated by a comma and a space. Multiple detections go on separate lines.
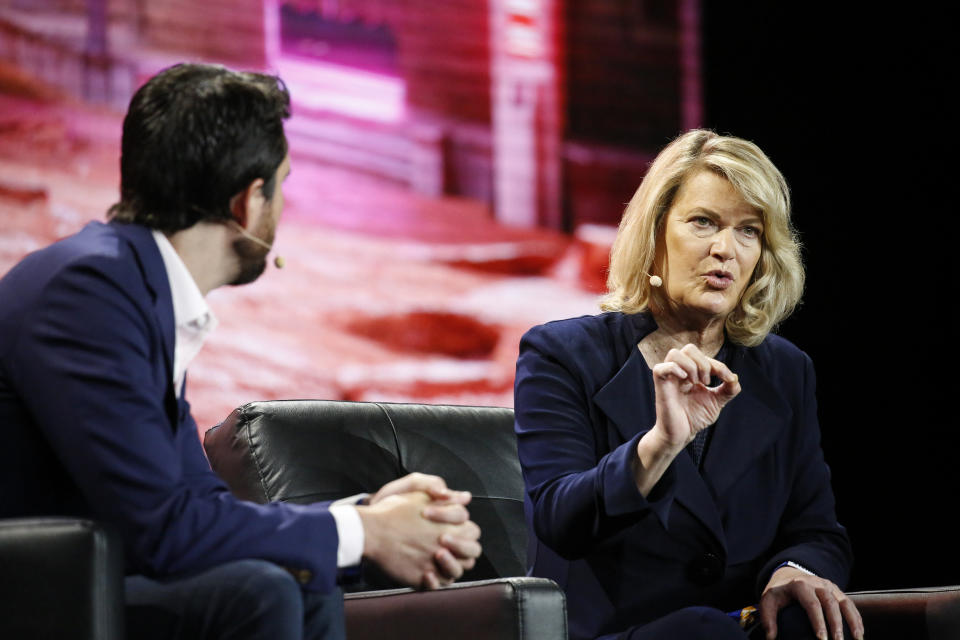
0, 221, 339, 591
514, 312, 852, 640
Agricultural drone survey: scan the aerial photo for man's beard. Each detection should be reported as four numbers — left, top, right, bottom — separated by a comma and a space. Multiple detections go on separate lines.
229, 221, 273, 286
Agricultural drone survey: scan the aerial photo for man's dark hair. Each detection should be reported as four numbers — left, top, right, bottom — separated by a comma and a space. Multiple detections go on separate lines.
108, 63, 291, 233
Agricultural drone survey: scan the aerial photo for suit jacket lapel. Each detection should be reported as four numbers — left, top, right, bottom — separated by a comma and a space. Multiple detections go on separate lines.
110, 222, 178, 427
701, 345, 790, 498
592, 314, 726, 552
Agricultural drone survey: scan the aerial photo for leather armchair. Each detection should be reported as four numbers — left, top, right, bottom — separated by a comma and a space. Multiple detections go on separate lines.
204, 399, 566, 640
852, 587, 960, 640
204, 399, 959, 640
0, 517, 124, 640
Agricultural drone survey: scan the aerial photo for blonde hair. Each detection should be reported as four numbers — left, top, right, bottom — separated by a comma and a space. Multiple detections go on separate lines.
600, 129, 804, 346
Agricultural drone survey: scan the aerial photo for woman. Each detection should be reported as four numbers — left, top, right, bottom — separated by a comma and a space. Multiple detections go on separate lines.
514, 130, 863, 640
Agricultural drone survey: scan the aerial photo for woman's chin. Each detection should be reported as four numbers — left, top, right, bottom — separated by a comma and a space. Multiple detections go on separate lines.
670, 294, 736, 325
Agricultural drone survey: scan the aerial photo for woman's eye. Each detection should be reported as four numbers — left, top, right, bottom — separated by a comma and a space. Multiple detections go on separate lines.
692, 216, 713, 227
739, 226, 761, 239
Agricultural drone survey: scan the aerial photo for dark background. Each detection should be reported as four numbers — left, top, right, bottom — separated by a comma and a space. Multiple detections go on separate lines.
702, 5, 952, 590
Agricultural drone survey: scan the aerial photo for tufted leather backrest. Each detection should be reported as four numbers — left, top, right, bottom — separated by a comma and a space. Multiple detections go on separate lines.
203, 400, 526, 587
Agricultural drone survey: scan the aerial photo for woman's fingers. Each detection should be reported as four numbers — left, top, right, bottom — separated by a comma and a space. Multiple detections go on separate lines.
665, 345, 735, 388
839, 592, 864, 640
659, 348, 739, 396
708, 357, 737, 384
680, 344, 713, 385
652, 361, 688, 382
758, 587, 787, 639
816, 585, 844, 640
760, 570, 863, 640
794, 583, 829, 640
663, 345, 710, 384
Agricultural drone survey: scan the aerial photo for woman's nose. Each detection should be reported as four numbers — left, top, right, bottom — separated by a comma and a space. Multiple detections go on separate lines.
710, 227, 736, 260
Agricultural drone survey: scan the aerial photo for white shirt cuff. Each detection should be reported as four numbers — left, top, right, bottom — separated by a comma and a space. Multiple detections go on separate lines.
781, 560, 815, 576
329, 494, 368, 568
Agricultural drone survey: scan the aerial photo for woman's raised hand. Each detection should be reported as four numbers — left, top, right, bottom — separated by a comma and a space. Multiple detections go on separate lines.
634, 344, 741, 495
649, 344, 741, 452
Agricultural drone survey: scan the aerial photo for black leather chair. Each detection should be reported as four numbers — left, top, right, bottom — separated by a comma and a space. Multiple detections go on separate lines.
204, 399, 566, 640
204, 399, 960, 640
0, 517, 124, 639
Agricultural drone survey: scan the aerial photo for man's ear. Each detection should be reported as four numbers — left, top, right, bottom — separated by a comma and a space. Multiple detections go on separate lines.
228, 178, 265, 229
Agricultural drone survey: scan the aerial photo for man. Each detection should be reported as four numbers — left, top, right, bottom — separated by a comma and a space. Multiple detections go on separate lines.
0, 63, 481, 639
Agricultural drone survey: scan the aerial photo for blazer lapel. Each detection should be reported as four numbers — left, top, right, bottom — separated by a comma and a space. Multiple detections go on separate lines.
701, 345, 791, 499
593, 316, 726, 552
592, 345, 652, 440
110, 222, 178, 427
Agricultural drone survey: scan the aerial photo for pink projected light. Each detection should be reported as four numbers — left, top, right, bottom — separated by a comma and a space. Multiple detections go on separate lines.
278, 56, 406, 123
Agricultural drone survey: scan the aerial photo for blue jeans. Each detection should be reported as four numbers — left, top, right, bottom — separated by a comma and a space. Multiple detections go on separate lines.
125, 559, 345, 640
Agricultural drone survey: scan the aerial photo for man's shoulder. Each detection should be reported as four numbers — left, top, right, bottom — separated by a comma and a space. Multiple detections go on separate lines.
0, 222, 158, 338
5, 220, 121, 272
2, 221, 156, 286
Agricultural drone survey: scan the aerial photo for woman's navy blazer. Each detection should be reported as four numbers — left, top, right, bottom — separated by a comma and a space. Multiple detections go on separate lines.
514, 311, 852, 640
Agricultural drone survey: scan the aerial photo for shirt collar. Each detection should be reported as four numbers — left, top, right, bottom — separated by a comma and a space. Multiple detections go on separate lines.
151, 230, 216, 332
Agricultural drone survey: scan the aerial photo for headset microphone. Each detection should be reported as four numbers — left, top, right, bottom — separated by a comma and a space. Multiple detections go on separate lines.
231, 221, 284, 269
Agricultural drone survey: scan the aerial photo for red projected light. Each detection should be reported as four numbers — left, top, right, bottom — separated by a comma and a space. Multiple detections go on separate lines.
504, 0, 545, 59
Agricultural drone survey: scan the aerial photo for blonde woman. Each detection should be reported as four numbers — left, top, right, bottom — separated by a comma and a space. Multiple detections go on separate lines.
515, 130, 862, 640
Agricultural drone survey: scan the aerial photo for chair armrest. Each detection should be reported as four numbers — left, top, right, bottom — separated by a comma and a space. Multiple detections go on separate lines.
0, 518, 125, 640
344, 577, 567, 640
849, 586, 960, 640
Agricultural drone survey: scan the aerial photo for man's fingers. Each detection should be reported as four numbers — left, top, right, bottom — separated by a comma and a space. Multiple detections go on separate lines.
422, 503, 469, 524
421, 570, 441, 590
430, 488, 471, 504
433, 547, 464, 581
372, 472, 447, 505
440, 530, 482, 560
398, 473, 471, 505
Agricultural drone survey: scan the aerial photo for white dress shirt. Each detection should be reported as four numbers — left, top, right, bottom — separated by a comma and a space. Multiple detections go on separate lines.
152, 231, 363, 568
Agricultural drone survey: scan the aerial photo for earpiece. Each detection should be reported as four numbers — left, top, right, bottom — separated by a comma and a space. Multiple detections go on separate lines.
230, 221, 284, 269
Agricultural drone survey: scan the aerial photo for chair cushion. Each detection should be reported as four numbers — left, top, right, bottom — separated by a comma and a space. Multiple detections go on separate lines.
344, 577, 567, 640
204, 400, 527, 587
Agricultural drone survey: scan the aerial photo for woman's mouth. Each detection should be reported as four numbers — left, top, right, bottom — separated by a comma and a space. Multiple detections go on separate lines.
704, 270, 734, 289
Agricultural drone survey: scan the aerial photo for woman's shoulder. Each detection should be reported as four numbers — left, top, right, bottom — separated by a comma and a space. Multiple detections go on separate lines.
520, 311, 646, 365
524, 311, 642, 343
742, 331, 814, 372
